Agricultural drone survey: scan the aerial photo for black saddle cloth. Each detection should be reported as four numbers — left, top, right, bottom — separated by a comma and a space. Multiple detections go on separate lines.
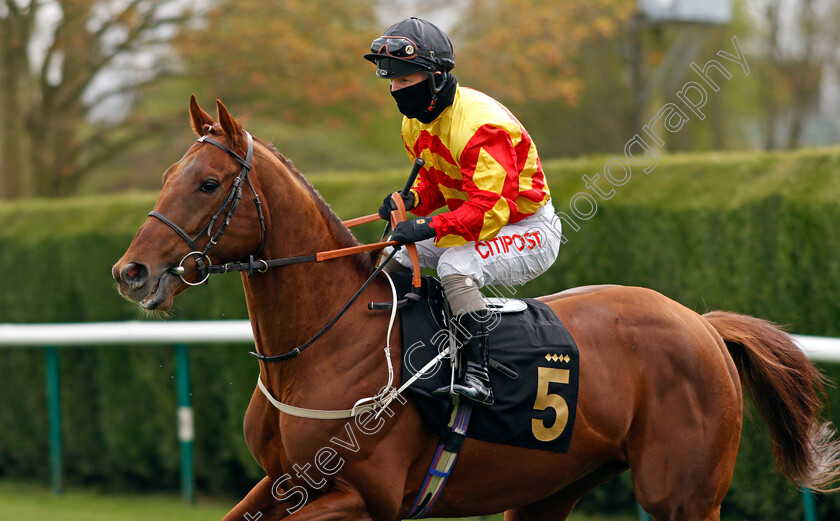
390, 273, 580, 453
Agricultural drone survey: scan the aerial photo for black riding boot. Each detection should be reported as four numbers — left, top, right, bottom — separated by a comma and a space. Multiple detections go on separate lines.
434, 310, 495, 407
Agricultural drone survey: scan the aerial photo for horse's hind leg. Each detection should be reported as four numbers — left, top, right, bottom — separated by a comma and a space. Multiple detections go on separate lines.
504, 492, 577, 521
505, 462, 629, 521
626, 391, 740, 521
628, 437, 734, 521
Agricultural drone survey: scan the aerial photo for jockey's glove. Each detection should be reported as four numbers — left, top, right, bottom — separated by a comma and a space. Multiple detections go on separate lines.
379, 190, 416, 220
390, 218, 436, 244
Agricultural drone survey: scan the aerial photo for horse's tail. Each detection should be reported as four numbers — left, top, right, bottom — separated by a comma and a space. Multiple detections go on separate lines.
704, 310, 840, 492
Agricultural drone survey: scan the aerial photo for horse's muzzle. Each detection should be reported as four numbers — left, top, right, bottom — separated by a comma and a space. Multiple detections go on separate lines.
112, 260, 180, 310
115, 262, 149, 290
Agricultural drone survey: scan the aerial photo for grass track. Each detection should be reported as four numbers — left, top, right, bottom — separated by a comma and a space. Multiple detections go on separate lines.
0, 481, 229, 521
0, 481, 638, 521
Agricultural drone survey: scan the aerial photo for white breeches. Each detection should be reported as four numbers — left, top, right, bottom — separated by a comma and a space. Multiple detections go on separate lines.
387, 200, 562, 288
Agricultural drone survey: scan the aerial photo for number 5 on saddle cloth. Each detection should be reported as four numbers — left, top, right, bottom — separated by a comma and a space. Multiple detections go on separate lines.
378, 272, 581, 452
373, 273, 580, 518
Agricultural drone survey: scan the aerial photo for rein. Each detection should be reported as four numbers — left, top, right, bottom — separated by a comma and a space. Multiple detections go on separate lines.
247, 247, 399, 362
151, 130, 414, 363
148, 128, 433, 419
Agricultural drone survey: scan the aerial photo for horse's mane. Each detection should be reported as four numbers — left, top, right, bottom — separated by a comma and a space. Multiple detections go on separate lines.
255, 137, 373, 272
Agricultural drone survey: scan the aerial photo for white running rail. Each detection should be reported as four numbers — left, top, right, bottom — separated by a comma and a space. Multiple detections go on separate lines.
0, 321, 839, 362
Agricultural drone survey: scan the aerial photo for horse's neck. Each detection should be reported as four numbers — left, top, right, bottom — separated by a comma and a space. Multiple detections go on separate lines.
242, 241, 371, 351
240, 164, 388, 389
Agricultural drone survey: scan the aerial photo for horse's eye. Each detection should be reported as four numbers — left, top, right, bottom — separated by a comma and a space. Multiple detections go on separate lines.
200, 179, 219, 193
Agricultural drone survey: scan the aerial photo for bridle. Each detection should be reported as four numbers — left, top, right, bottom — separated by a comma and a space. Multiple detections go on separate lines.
149, 131, 266, 285
146, 129, 410, 362
142, 126, 431, 419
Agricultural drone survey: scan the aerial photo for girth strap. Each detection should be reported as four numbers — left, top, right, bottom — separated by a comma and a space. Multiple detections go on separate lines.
404, 401, 473, 519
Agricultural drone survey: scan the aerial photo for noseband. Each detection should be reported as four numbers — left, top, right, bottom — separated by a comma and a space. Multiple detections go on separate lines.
149, 131, 266, 285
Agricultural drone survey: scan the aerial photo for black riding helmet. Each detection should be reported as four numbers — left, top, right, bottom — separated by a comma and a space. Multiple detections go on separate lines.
364, 17, 455, 91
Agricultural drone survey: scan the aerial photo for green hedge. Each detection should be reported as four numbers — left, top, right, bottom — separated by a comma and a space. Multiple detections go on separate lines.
1, 146, 840, 518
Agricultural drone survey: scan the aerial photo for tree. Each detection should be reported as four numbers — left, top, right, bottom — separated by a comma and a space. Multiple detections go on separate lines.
175, 0, 385, 123
784, 0, 839, 149
751, 0, 840, 150
453, 0, 635, 105
0, 0, 195, 199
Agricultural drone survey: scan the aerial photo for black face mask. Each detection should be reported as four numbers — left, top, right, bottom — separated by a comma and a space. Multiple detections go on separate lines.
391, 79, 434, 120
391, 74, 457, 123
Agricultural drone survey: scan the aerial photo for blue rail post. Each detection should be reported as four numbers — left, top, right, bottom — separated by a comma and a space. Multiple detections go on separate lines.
637, 502, 652, 521
802, 489, 817, 521
175, 343, 195, 503
45, 346, 63, 495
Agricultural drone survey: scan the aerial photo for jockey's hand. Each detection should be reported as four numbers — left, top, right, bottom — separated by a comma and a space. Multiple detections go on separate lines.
390, 218, 436, 244
378, 191, 416, 220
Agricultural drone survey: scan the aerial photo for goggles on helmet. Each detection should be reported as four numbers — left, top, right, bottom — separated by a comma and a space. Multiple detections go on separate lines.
364, 18, 455, 80
369, 36, 426, 60
365, 35, 434, 79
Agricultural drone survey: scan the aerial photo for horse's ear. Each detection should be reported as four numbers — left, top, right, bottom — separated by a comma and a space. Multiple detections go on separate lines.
189, 95, 215, 137
216, 99, 242, 143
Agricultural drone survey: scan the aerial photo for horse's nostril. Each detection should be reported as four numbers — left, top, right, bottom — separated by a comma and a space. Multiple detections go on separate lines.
121, 262, 148, 285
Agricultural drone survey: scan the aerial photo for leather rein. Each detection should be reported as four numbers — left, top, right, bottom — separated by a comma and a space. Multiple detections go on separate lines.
149, 131, 411, 362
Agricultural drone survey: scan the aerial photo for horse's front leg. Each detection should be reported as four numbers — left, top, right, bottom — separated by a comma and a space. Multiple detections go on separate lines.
282, 481, 375, 521
224, 478, 377, 521
221, 476, 294, 521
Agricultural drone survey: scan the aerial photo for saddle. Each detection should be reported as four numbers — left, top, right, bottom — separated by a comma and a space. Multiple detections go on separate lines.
379, 272, 580, 453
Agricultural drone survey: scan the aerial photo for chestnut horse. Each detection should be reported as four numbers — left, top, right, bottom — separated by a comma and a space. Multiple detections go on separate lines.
113, 97, 840, 521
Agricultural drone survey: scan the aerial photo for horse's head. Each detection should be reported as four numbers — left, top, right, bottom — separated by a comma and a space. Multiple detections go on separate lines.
112, 96, 266, 310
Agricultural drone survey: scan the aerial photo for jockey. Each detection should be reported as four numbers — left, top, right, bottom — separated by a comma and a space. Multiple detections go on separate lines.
365, 17, 563, 407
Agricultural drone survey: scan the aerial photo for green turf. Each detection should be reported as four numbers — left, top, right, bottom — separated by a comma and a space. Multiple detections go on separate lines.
0, 480, 638, 521
0, 481, 230, 521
